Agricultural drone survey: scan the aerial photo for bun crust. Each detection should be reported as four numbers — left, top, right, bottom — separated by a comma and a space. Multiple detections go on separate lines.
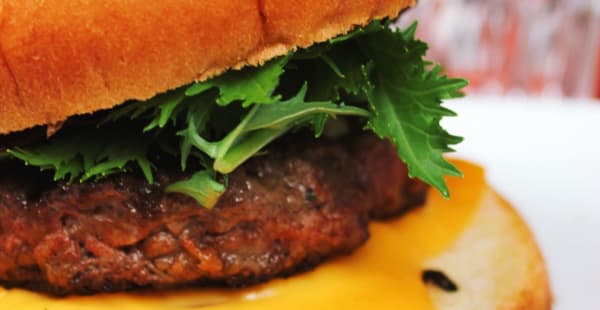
0, 0, 414, 134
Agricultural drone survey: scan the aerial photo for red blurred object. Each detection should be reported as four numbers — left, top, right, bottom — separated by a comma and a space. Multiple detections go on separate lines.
596, 45, 600, 98
398, 0, 600, 98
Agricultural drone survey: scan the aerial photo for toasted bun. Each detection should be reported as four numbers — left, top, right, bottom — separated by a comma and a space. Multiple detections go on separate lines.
0, 0, 414, 134
0, 160, 551, 309
427, 188, 552, 309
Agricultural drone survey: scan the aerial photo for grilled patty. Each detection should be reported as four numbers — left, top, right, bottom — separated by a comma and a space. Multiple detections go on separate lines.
0, 134, 427, 295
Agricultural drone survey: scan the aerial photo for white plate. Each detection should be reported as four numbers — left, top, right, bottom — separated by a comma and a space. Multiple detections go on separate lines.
443, 96, 600, 310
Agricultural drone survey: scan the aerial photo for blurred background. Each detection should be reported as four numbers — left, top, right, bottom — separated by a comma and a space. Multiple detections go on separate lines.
396, 1, 600, 309
398, 0, 600, 98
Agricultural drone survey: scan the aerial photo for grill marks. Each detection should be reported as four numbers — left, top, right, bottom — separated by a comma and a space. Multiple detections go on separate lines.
422, 269, 459, 293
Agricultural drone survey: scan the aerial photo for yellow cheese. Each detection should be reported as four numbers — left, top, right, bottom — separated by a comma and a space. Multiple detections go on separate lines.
0, 160, 490, 309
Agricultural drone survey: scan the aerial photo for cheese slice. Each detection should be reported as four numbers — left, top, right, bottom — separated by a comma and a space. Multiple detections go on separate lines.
0, 160, 493, 309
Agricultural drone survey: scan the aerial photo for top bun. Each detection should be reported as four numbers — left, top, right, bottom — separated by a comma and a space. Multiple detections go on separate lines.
0, 0, 414, 134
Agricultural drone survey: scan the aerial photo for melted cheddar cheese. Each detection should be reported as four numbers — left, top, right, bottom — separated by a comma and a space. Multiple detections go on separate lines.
0, 160, 490, 309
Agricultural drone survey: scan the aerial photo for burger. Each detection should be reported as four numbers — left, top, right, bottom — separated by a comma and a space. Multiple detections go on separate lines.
0, 0, 551, 309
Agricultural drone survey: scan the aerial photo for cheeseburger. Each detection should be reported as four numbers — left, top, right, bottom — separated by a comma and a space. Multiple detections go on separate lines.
0, 0, 550, 309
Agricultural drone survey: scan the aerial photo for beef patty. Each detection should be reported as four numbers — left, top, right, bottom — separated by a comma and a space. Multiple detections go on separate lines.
0, 134, 428, 295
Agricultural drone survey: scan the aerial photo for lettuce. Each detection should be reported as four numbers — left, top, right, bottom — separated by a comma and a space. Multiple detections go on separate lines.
3, 21, 467, 207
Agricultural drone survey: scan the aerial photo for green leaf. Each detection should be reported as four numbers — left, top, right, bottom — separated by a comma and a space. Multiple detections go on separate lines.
401, 20, 418, 41
102, 87, 188, 133
208, 84, 369, 173
307, 49, 370, 101
8, 136, 93, 183
244, 84, 370, 131
213, 127, 286, 173
179, 95, 214, 170
7, 129, 153, 184
297, 36, 372, 102
185, 83, 214, 97
185, 57, 288, 107
357, 22, 467, 197
311, 114, 328, 138
82, 139, 154, 183
143, 90, 186, 132
364, 75, 463, 197
165, 170, 226, 209
328, 20, 389, 44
